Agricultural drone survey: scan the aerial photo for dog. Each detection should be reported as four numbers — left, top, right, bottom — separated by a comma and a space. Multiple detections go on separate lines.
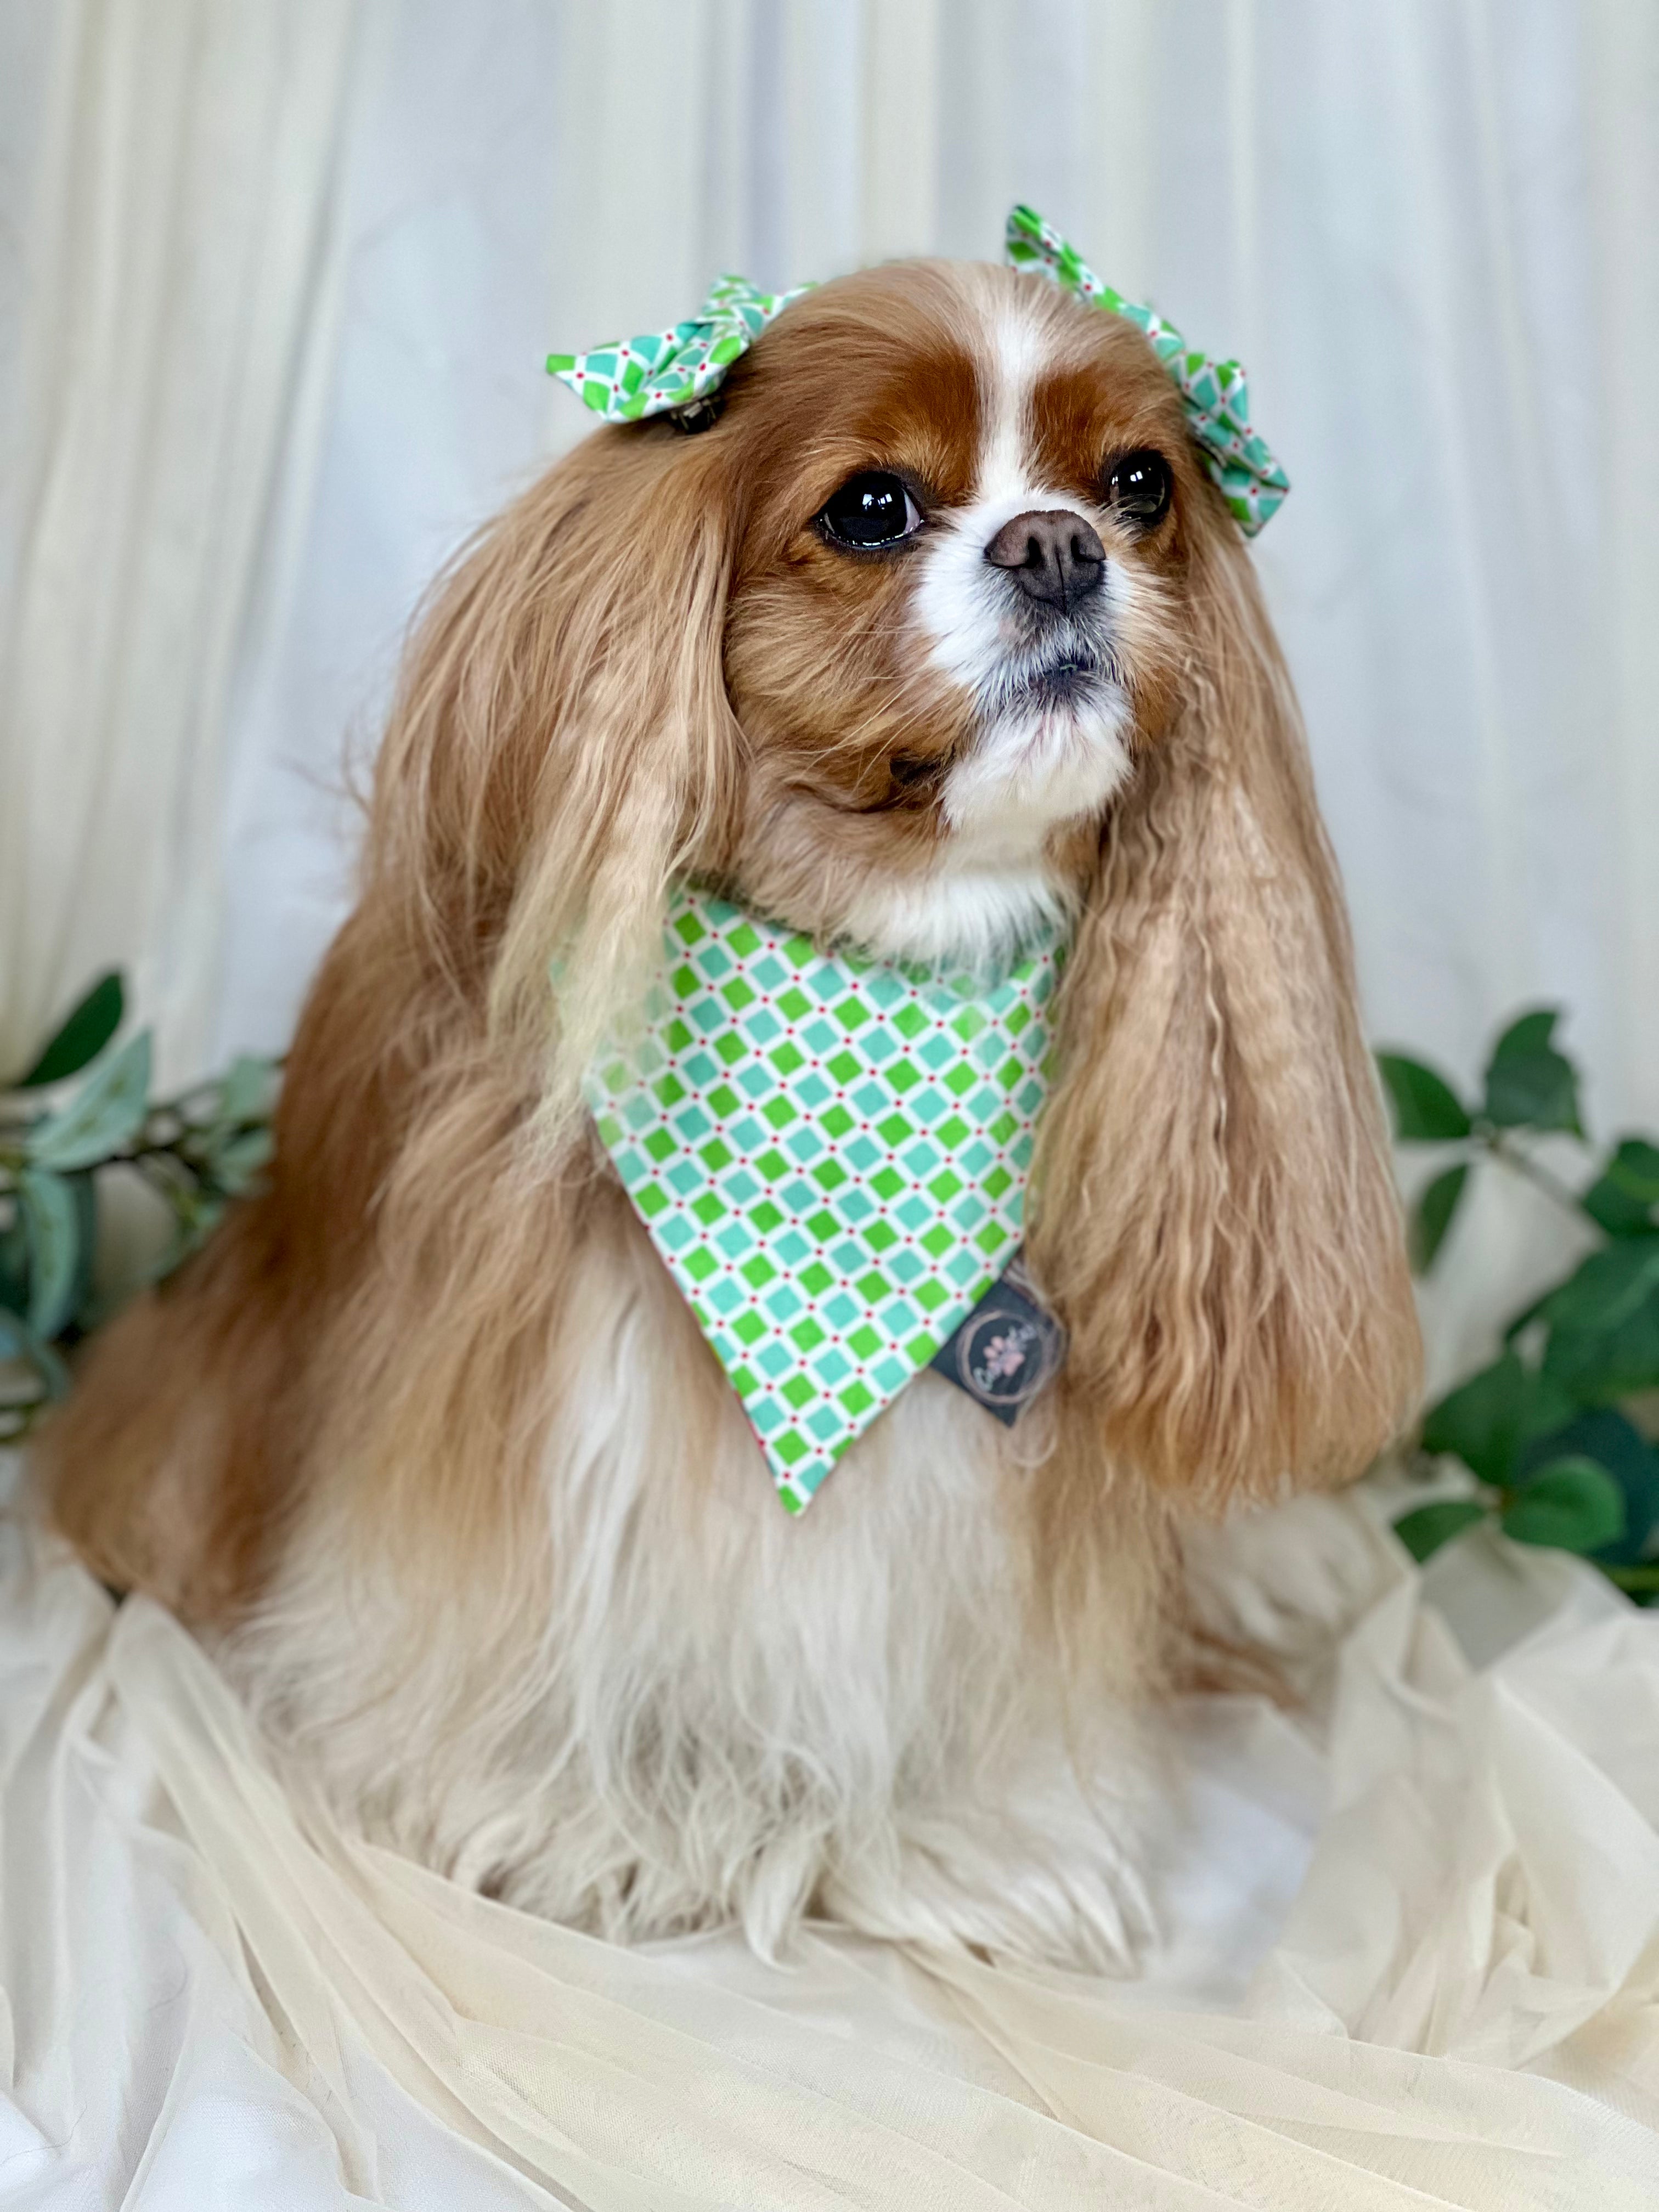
41, 250, 1419, 1967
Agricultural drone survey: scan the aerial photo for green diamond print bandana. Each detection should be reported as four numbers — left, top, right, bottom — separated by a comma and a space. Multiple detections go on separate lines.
546, 273, 813, 422
1005, 204, 1290, 536
585, 894, 1063, 1513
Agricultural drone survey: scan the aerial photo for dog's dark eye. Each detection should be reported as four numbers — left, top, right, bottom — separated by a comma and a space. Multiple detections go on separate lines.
818, 472, 922, 550
888, 753, 942, 789
1103, 449, 1173, 532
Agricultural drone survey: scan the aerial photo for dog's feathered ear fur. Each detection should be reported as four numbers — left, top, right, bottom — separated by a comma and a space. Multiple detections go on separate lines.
40, 424, 744, 1615
373, 425, 743, 1134
1034, 521, 1420, 1510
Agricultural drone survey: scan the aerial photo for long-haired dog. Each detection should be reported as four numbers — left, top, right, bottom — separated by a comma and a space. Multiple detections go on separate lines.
41, 255, 1419, 1966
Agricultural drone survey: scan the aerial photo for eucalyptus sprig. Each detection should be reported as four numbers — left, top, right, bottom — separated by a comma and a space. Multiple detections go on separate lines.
1380, 1009, 1659, 1599
0, 974, 279, 1440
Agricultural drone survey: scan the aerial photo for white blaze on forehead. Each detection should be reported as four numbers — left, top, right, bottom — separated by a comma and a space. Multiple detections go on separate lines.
909, 279, 1137, 879
913, 284, 1069, 700
975, 286, 1049, 511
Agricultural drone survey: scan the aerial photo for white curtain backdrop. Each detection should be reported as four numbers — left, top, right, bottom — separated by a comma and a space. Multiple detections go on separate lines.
3, 0, 1658, 1376
0, 0, 365, 1087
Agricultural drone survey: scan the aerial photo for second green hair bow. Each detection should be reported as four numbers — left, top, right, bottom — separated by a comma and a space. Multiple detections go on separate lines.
549, 206, 1288, 536
1003, 205, 1288, 535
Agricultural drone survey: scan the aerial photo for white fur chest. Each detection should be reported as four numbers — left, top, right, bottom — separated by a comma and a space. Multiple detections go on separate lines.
239, 1193, 1148, 1965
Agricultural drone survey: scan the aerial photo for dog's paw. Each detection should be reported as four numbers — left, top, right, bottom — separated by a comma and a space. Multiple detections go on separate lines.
815, 1802, 1153, 1973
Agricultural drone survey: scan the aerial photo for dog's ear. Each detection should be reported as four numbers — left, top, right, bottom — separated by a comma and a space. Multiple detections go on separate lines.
368, 425, 743, 1134
1035, 522, 1420, 1507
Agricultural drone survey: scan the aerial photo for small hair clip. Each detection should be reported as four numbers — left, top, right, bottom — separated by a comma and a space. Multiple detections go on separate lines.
669, 396, 723, 436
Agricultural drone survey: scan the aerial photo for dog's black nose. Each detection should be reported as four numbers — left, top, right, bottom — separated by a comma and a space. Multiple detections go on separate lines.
984, 509, 1106, 615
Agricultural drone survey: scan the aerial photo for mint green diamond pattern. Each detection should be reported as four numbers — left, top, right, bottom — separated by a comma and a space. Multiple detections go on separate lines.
548, 273, 812, 424
1005, 204, 1289, 537
585, 895, 1062, 1513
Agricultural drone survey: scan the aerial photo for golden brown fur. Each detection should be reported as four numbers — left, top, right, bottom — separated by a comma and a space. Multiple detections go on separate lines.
37, 257, 1418, 1962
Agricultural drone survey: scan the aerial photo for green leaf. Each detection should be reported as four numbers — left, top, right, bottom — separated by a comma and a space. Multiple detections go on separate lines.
13, 972, 125, 1089
16, 1167, 80, 1339
1516, 1409, 1659, 1566
148, 1187, 227, 1283
1420, 1350, 1574, 1488
212, 1054, 280, 1129
1501, 1457, 1627, 1554
1602, 1137, 1659, 1202
1482, 1007, 1582, 1134
1393, 1498, 1489, 1563
1538, 1237, 1659, 1336
0, 1307, 70, 1400
206, 1125, 273, 1195
25, 1030, 151, 1172
1376, 1054, 1472, 1142
1582, 1137, 1659, 1237
1411, 1163, 1469, 1271
1491, 1008, 1558, 1059
1582, 1175, 1656, 1238
1542, 1287, 1659, 1402
0, 1201, 27, 1316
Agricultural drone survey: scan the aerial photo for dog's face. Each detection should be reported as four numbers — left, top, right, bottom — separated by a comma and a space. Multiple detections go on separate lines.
692, 264, 1212, 966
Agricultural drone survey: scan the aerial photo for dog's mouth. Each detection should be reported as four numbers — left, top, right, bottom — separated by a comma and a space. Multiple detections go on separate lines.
1018, 659, 1095, 709
985, 641, 1124, 720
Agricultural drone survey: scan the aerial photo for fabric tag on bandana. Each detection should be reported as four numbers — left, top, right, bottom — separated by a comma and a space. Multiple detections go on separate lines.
929, 1251, 1066, 1425
584, 894, 1064, 1513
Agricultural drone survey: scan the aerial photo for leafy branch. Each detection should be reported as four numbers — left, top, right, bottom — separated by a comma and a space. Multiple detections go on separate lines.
1, 975, 279, 1440
1380, 1008, 1659, 1597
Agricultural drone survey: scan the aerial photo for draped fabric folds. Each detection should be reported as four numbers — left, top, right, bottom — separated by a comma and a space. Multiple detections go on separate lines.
2, 1483, 1657, 2208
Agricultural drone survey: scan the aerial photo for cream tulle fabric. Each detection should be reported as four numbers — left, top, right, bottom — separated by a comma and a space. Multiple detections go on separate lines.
3, 1480, 1657, 2208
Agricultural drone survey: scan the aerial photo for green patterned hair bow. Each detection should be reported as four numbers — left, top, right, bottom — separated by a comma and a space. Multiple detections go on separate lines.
546, 272, 813, 422
1005, 204, 1289, 535
548, 207, 1286, 534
